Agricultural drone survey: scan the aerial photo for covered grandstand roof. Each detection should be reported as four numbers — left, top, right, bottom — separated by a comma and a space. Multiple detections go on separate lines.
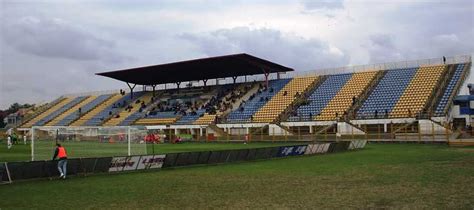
96, 53, 294, 85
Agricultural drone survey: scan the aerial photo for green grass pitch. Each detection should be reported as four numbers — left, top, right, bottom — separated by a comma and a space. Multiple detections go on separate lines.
0, 143, 473, 208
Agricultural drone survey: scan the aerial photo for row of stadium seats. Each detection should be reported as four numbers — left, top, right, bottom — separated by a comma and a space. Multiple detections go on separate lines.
227, 79, 291, 123
288, 73, 352, 121
316, 71, 378, 121
434, 64, 465, 115
389, 65, 445, 118
175, 109, 207, 125
252, 76, 318, 123
194, 113, 216, 125
135, 117, 178, 125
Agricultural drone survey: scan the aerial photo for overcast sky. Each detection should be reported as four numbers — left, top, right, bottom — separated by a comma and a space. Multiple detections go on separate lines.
1, 0, 473, 109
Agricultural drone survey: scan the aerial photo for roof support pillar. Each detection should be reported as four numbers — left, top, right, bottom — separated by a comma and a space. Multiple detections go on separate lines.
264, 72, 269, 88
232, 76, 238, 84
152, 85, 157, 97
126, 82, 137, 99
176, 82, 181, 92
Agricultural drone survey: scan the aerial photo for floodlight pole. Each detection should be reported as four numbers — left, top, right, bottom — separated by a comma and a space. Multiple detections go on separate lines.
126, 82, 137, 99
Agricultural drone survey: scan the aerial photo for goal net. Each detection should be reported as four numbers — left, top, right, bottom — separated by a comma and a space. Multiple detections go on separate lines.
31, 126, 149, 161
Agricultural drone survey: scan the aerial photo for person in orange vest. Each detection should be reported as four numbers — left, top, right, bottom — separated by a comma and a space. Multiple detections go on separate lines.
52, 143, 68, 179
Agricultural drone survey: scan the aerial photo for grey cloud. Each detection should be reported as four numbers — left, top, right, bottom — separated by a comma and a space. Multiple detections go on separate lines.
365, 1, 473, 63
301, 0, 344, 10
3, 16, 128, 62
180, 27, 350, 71
366, 34, 402, 63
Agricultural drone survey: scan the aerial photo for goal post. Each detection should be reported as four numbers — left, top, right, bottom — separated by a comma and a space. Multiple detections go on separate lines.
30, 126, 149, 161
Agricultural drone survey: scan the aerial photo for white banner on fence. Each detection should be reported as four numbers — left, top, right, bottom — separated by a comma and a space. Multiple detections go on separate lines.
123, 156, 141, 171
304, 143, 331, 155
109, 156, 140, 172
136, 155, 166, 170
349, 140, 368, 150
318, 143, 331, 153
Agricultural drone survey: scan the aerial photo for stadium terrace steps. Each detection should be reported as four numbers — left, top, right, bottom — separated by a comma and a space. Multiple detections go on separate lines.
222, 83, 260, 115
288, 73, 352, 122
18, 97, 65, 128
389, 65, 446, 118
103, 92, 153, 126
423, 64, 455, 116
346, 70, 386, 120
45, 95, 97, 126
434, 63, 469, 116
227, 79, 291, 123
70, 93, 123, 126
252, 76, 319, 123
21, 97, 73, 128
356, 68, 418, 119
55, 94, 113, 126
194, 114, 217, 125
83, 92, 143, 126
316, 71, 378, 121
33, 96, 88, 126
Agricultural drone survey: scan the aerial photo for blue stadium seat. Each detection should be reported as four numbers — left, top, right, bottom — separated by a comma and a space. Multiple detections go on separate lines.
356, 68, 417, 119
288, 73, 352, 121
227, 79, 291, 123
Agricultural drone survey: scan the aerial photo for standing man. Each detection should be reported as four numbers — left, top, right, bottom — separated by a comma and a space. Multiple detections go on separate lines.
52, 143, 68, 179
23, 135, 27, 145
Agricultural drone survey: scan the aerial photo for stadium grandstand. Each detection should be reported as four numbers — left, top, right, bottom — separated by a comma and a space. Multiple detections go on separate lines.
14, 53, 472, 143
